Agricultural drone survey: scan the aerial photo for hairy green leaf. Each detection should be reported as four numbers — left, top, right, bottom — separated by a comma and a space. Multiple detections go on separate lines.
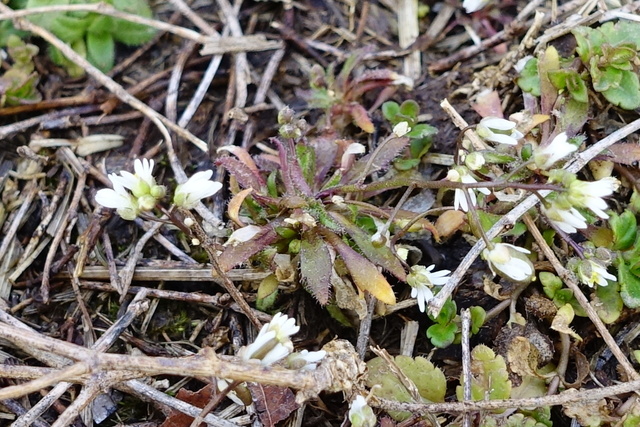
299, 231, 332, 304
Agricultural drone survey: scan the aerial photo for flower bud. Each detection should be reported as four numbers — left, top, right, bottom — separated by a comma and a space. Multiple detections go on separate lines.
278, 106, 296, 125
137, 194, 157, 211
465, 151, 485, 171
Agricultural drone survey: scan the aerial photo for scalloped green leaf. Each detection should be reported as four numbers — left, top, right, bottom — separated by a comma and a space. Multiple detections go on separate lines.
611, 210, 637, 251
457, 344, 512, 407
602, 69, 640, 110
399, 99, 420, 119
366, 355, 446, 421
517, 57, 541, 96
426, 322, 457, 348
381, 101, 400, 122
618, 257, 640, 309
593, 279, 622, 324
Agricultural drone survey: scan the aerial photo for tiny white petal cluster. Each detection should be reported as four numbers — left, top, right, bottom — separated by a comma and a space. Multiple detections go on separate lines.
95, 158, 165, 220
239, 312, 300, 366
533, 133, 578, 170
542, 173, 619, 233
447, 167, 491, 212
482, 243, 535, 283
348, 395, 376, 427
577, 259, 617, 288
476, 117, 524, 146
407, 265, 451, 313
286, 349, 327, 371
173, 170, 222, 209
95, 175, 140, 220
463, 0, 492, 13
567, 177, 620, 219
541, 203, 587, 234
393, 121, 411, 137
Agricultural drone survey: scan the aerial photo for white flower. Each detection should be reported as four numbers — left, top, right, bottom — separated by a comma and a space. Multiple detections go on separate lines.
95, 174, 140, 220
447, 167, 491, 212
463, 0, 492, 13
541, 203, 587, 234
482, 243, 535, 283
576, 259, 616, 288
393, 121, 411, 137
118, 158, 157, 198
286, 349, 327, 371
533, 133, 578, 170
239, 312, 300, 366
567, 177, 620, 219
407, 265, 451, 313
224, 224, 262, 246
173, 170, 222, 209
349, 395, 376, 427
476, 117, 524, 146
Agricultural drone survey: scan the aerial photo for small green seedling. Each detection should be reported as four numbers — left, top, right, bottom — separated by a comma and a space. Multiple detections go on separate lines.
23, 0, 156, 76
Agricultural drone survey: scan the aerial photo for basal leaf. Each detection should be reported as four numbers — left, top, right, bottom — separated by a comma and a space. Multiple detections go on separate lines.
322, 229, 396, 304
49, 13, 89, 42
348, 102, 374, 133
602, 70, 640, 110
399, 100, 420, 120
299, 231, 333, 304
217, 225, 278, 271
216, 156, 265, 192
367, 355, 446, 421
517, 57, 541, 96
457, 345, 511, 406
593, 279, 622, 324
343, 136, 409, 183
329, 211, 407, 281
381, 101, 400, 123
426, 322, 457, 348
618, 257, 640, 309
611, 210, 637, 251
86, 32, 114, 72
88, 14, 114, 34
110, 0, 156, 45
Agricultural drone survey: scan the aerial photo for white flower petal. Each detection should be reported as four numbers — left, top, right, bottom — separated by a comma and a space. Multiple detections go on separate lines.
174, 170, 222, 209
533, 132, 578, 170
225, 225, 262, 246
481, 117, 516, 131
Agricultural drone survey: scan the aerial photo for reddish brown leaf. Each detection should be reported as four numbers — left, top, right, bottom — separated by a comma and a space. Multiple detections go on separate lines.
161, 384, 214, 427
607, 143, 640, 166
247, 383, 298, 427
216, 156, 265, 191
348, 102, 375, 133
218, 224, 279, 271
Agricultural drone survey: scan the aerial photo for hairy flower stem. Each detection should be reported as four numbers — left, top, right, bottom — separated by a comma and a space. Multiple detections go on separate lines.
178, 208, 262, 328
465, 192, 495, 250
